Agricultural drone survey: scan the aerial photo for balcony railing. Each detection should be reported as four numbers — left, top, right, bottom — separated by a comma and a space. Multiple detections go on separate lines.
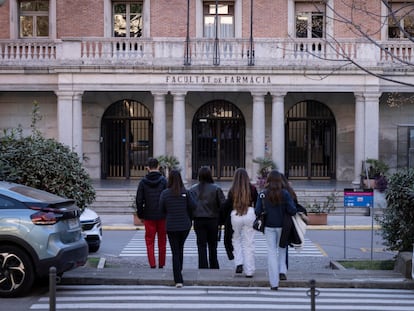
0, 37, 412, 69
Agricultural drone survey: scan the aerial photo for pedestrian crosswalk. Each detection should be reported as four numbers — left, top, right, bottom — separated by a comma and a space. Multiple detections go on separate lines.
119, 231, 324, 257
30, 285, 414, 310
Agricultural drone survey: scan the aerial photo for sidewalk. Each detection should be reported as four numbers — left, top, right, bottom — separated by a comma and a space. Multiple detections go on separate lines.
99, 214, 380, 231
61, 214, 414, 290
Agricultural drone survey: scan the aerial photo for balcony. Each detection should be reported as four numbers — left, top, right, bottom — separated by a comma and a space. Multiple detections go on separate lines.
0, 37, 412, 70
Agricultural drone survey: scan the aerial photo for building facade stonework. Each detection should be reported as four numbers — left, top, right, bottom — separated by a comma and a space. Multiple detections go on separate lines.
0, 0, 413, 183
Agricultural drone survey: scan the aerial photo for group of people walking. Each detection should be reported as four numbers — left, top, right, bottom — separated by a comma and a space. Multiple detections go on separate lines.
135, 158, 300, 290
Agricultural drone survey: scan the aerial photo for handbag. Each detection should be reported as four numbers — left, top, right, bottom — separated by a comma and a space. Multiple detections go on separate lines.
290, 212, 307, 250
253, 193, 266, 233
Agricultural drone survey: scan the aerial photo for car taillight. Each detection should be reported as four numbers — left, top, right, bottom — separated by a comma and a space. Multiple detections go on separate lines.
30, 211, 59, 225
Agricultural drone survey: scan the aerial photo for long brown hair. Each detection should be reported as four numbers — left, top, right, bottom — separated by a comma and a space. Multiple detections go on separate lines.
229, 168, 251, 216
167, 169, 184, 196
265, 170, 284, 204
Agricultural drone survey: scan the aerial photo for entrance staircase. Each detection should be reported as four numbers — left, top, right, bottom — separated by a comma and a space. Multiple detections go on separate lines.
88, 180, 372, 216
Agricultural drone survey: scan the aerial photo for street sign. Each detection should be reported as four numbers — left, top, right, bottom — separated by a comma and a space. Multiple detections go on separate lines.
344, 188, 374, 207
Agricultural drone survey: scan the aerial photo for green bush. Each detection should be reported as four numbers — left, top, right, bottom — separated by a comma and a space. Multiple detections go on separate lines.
0, 104, 95, 210
377, 168, 414, 252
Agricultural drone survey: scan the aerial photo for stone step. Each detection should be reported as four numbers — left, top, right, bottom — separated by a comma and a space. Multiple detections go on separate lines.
89, 187, 377, 216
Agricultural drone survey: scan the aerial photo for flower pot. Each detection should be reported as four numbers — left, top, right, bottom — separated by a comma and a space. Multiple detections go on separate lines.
307, 213, 328, 225
363, 179, 376, 189
133, 214, 142, 226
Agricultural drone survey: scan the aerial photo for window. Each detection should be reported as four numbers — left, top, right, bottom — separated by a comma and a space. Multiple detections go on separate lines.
203, 2, 234, 38
19, 0, 49, 38
113, 2, 143, 37
295, 2, 325, 38
388, 2, 414, 39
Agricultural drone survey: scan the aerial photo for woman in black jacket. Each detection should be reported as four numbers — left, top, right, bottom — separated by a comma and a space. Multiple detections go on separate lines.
189, 166, 226, 269
159, 169, 196, 288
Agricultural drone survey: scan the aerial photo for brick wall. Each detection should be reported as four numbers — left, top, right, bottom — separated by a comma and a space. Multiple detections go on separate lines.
57, 0, 104, 37
334, 0, 382, 39
0, 2, 10, 39
151, 0, 188, 37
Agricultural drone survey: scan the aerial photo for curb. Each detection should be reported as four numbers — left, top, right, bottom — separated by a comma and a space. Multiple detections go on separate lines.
102, 225, 379, 231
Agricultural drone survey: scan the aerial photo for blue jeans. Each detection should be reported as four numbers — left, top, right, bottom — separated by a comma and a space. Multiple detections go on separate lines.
264, 227, 286, 288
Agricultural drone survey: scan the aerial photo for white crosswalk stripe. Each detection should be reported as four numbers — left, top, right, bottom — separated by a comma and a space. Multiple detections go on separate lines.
30, 285, 414, 310
119, 230, 324, 257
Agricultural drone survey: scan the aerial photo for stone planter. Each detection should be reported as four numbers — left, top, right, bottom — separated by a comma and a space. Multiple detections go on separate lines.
307, 213, 328, 225
133, 214, 142, 226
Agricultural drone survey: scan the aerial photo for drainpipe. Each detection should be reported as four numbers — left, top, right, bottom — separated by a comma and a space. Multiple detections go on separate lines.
248, 0, 254, 66
213, 0, 220, 65
184, 0, 191, 65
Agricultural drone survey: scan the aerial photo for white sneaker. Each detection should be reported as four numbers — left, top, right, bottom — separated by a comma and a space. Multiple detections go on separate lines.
175, 283, 183, 288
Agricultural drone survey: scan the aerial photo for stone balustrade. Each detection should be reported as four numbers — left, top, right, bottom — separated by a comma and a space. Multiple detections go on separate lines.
0, 37, 411, 69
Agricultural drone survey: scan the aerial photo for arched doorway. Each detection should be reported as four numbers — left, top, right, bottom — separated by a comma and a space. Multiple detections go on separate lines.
286, 100, 336, 179
192, 100, 245, 180
101, 99, 153, 179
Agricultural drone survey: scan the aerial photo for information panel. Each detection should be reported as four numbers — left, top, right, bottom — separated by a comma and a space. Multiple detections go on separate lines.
344, 188, 374, 207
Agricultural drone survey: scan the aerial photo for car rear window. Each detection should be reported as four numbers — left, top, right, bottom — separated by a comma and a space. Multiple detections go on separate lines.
10, 186, 66, 202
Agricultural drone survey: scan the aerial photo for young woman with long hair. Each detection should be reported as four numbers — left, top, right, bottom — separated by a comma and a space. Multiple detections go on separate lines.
254, 170, 297, 290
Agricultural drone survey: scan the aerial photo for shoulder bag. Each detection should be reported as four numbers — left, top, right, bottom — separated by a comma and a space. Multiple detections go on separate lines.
253, 192, 266, 233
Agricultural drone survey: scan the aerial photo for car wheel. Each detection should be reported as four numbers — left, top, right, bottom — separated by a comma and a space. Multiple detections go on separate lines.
89, 243, 100, 253
0, 246, 35, 298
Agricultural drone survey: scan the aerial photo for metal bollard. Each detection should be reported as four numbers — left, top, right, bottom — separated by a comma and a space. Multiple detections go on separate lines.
306, 279, 320, 311
49, 266, 56, 311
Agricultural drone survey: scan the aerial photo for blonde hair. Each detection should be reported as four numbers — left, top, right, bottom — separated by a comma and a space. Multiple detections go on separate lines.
229, 168, 251, 216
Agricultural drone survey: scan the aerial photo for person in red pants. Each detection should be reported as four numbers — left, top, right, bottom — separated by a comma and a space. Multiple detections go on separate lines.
136, 158, 167, 269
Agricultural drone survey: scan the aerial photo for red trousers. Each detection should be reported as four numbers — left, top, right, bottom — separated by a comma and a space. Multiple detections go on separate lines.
144, 219, 167, 268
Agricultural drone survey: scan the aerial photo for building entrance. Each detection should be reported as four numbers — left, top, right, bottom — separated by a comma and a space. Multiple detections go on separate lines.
101, 100, 153, 179
192, 100, 245, 180
286, 100, 336, 179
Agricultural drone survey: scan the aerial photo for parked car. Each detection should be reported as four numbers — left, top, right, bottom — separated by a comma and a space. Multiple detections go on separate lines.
0, 181, 88, 298
80, 208, 102, 252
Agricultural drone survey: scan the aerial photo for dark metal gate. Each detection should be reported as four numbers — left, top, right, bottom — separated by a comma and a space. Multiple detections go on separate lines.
192, 100, 245, 180
286, 100, 336, 179
101, 100, 153, 179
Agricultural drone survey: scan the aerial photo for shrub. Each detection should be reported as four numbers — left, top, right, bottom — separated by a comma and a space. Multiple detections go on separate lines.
0, 104, 95, 210
376, 168, 414, 252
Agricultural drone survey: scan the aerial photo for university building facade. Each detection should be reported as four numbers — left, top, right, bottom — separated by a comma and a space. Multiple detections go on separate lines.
0, 0, 413, 183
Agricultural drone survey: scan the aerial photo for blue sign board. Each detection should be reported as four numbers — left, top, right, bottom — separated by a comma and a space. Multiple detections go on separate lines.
344, 188, 374, 207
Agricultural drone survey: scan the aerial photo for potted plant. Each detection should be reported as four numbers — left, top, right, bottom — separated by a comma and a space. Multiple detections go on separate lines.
361, 158, 389, 192
252, 157, 277, 190
157, 155, 180, 179
305, 192, 338, 225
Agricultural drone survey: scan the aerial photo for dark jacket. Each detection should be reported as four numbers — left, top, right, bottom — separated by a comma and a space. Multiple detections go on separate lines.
159, 188, 195, 232
255, 189, 297, 228
189, 182, 225, 219
135, 171, 167, 220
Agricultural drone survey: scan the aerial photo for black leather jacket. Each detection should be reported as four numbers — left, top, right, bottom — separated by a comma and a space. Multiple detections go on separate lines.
189, 182, 225, 219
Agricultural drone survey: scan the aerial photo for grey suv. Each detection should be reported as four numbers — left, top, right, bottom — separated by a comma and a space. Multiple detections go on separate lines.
0, 181, 88, 298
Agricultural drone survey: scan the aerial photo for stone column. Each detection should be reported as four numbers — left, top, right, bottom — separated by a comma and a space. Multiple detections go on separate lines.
55, 91, 84, 159
72, 92, 84, 160
271, 93, 286, 173
354, 93, 365, 183
252, 93, 266, 176
172, 93, 186, 180
364, 92, 380, 160
152, 93, 166, 157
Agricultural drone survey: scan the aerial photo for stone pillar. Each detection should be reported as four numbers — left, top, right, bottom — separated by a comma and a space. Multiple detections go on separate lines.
354, 93, 365, 183
55, 91, 84, 160
364, 92, 380, 160
72, 92, 84, 159
271, 93, 286, 173
152, 93, 166, 157
252, 93, 266, 177
172, 93, 186, 180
